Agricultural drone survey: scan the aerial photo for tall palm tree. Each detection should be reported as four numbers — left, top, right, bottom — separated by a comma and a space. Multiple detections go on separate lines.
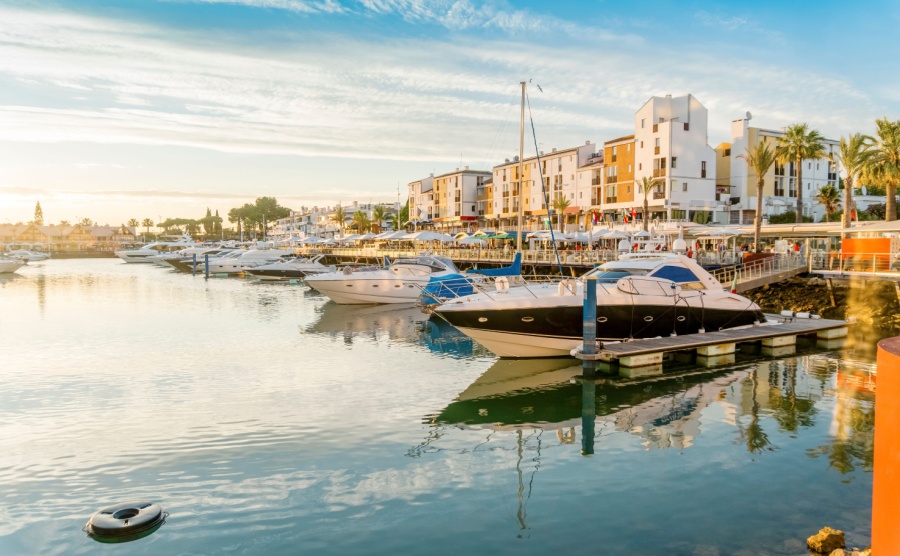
330, 205, 347, 237
738, 142, 776, 253
127, 218, 139, 229
372, 205, 387, 232
868, 117, 900, 221
813, 184, 841, 222
775, 123, 826, 223
141, 218, 154, 235
351, 210, 371, 233
829, 133, 874, 232
638, 176, 660, 232
550, 193, 570, 230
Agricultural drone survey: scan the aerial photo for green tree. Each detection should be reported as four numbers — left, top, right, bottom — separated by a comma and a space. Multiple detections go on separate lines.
141, 218, 154, 234
769, 211, 813, 224
127, 218, 139, 229
813, 184, 841, 222
739, 142, 776, 253
550, 193, 570, 230
59, 219, 70, 226
34, 201, 44, 226
399, 200, 409, 226
228, 204, 259, 239
351, 210, 372, 232
776, 123, 826, 223
829, 133, 874, 231
868, 117, 900, 221
252, 197, 290, 239
372, 205, 388, 232
78, 217, 93, 227
330, 205, 347, 237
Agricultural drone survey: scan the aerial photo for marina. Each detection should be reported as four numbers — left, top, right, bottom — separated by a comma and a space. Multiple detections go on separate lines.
0, 258, 878, 554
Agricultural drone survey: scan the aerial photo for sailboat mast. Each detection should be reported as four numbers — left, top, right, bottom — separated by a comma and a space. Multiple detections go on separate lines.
517, 81, 525, 253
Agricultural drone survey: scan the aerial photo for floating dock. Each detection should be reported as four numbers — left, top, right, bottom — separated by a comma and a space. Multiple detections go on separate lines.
575, 314, 851, 377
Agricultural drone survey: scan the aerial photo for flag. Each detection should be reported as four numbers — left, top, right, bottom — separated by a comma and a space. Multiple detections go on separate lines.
730, 274, 738, 294
631, 207, 637, 219
592, 210, 598, 225
623, 214, 629, 224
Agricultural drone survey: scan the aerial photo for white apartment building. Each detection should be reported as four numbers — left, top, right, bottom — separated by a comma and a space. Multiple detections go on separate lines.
721, 116, 840, 223
632, 94, 721, 223
408, 175, 434, 223
409, 168, 489, 233
490, 141, 597, 231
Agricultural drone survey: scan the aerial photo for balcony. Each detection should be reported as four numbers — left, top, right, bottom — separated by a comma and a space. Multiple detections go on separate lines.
591, 197, 602, 205
592, 177, 602, 185
654, 146, 660, 155
605, 197, 616, 204
653, 124, 659, 133
652, 168, 666, 178
828, 172, 838, 181
653, 191, 666, 200
606, 175, 618, 183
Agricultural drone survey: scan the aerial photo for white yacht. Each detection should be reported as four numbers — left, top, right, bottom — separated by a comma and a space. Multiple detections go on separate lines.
433, 253, 767, 358
114, 237, 195, 263
205, 248, 295, 275
0, 257, 25, 274
245, 254, 335, 280
305, 255, 460, 304
6, 250, 51, 262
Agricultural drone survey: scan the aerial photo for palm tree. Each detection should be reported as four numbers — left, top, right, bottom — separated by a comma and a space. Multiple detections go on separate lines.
813, 184, 841, 222
829, 133, 874, 231
868, 117, 900, 221
550, 193, 570, 230
372, 205, 388, 232
141, 218, 154, 235
775, 123, 826, 223
127, 218, 139, 229
638, 176, 661, 232
351, 210, 371, 233
330, 205, 347, 237
738, 142, 776, 253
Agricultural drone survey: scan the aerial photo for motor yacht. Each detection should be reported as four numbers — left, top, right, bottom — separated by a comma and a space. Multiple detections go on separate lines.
433, 253, 767, 358
245, 254, 335, 280
205, 248, 295, 275
0, 257, 25, 274
114, 237, 195, 263
6, 249, 51, 262
305, 255, 460, 304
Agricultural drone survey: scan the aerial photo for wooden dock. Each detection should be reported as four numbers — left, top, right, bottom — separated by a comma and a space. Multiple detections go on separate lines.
575, 314, 851, 377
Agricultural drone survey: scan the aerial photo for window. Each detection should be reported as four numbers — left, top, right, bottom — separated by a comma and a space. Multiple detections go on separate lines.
641, 118, 645, 128
640, 141, 643, 148
638, 163, 642, 170
627, 186, 631, 193
628, 164, 632, 172
683, 182, 688, 192
809, 163, 812, 169
683, 122, 690, 131
627, 144, 631, 151
652, 265, 700, 283
701, 161, 707, 178
671, 157, 677, 169
724, 148, 731, 156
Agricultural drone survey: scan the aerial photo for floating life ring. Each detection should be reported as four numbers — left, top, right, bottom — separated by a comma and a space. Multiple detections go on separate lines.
85, 501, 167, 542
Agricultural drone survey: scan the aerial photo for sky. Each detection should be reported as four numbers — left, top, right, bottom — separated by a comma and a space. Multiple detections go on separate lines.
1, 0, 898, 226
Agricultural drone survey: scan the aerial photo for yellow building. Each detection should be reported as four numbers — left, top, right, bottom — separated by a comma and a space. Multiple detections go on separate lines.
602, 134, 636, 220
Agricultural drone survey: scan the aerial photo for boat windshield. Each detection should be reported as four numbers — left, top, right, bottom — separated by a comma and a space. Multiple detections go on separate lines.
583, 269, 647, 283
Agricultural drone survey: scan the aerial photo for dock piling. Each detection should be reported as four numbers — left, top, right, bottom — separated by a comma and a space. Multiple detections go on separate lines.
204, 254, 209, 279
192, 253, 197, 275
582, 276, 597, 374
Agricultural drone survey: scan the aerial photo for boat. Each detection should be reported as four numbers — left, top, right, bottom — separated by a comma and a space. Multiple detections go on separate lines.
6, 249, 51, 262
245, 254, 335, 281
157, 247, 240, 271
205, 247, 295, 275
304, 255, 461, 304
114, 236, 195, 263
432, 252, 767, 358
0, 257, 25, 274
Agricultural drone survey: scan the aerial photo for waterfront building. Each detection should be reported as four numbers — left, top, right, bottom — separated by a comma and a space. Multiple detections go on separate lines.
489, 141, 597, 231
0, 223, 136, 250
600, 134, 636, 223
631, 94, 721, 224
717, 116, 840, 223
409, 168, 488, 233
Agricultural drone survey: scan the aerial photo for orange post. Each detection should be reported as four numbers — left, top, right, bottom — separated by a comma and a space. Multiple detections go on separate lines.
873, 337, 900, 553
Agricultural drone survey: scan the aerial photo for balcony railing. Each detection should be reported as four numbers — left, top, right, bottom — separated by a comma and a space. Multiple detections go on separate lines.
653, 191, 666, 199
654, 146, 660, 155
607, 175, 618, 183
652, 168, 666, 178
605, 197, 616, 204
591, 177, 602, 185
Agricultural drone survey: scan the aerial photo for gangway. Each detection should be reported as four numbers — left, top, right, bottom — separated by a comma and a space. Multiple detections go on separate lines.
709, 254, 808, 293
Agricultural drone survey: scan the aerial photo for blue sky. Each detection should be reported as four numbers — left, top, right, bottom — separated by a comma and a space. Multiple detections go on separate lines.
1, 0, 898, 225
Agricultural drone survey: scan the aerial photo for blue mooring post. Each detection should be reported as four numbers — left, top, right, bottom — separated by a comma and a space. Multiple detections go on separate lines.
204, 254, 209, 279
192, 253, 197, 275
582, 276, 597, 374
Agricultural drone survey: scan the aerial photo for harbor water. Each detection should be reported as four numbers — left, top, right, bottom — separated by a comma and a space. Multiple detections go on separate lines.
0, 260, 876, 555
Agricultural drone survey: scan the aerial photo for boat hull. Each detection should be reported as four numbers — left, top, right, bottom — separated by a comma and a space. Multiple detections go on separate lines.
436, 302, 766, 358
305, 276, 431, 304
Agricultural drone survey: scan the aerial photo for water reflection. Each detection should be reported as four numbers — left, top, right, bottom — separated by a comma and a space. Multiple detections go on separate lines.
423, 354, 877, 462
305, 302, 489, 357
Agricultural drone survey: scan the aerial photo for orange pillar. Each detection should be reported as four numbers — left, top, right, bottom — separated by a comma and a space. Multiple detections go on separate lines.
873, 337, 900, 553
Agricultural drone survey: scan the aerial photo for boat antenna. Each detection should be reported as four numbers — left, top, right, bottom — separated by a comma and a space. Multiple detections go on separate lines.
517, 81, 525, 254
526, 88, 564, 275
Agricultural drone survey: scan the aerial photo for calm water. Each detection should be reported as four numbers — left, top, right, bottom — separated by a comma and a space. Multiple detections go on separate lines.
0, 259, 876, 555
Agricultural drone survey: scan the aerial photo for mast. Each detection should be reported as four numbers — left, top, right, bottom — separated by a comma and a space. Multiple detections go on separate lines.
517, 81, 525, 253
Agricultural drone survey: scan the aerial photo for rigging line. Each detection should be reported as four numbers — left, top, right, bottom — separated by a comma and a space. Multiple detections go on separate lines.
525, 90, 564, 276
477, 86, 522, 184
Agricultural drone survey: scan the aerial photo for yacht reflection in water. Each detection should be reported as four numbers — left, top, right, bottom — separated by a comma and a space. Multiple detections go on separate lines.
304, 302, 488, 357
